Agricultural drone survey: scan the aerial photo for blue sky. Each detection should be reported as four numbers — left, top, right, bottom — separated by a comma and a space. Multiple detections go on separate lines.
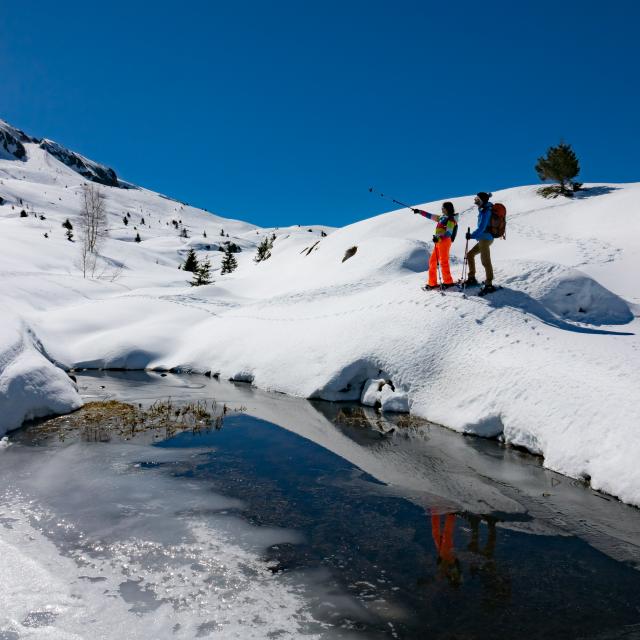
2, 0, 639, 227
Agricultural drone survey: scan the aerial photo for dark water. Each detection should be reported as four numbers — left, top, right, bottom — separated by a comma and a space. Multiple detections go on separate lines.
6, 371, 640, 639
156, 413, 640, 640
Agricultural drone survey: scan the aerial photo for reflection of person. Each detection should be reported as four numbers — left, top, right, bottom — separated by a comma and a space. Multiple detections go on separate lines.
461, 513, 511, 605
465, 513, 497, 558
431, 512, 462, 587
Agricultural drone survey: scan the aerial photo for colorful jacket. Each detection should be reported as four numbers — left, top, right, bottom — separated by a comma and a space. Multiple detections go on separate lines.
417, 210, 458, 239
470, 203, 493, 241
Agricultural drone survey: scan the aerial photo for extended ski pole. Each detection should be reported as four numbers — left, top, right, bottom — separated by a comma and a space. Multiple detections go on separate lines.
368, 187, 414, 211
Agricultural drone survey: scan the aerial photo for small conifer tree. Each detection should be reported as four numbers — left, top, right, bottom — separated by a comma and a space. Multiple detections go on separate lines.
182, 248, 199, 272
123, 216, 128, 226
62, 218, 74, 241
535, 142, 582, 198
191, 257, 212, 286
221, 246, 238, 275
254, 234, 276, 262
134, 232, 141, 243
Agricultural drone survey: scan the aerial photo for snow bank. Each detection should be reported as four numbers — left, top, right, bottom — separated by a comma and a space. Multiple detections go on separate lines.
361, 379, 410, 413
0, 312, 82, 436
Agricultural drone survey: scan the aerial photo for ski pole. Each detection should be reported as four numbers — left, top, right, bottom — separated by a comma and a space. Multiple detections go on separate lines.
461, 227, 470, 292
434, 238, 444, 290
368, 187, 414, 211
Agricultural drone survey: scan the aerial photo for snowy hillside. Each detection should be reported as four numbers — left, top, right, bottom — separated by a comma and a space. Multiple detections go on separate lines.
1, 118, 639, 507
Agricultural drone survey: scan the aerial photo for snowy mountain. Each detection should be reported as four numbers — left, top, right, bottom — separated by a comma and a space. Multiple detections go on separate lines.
0, 119, 30, 160
1, 118, 639, 507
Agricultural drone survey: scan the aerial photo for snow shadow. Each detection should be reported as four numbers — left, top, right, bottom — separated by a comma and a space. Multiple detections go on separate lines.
573, 186, 620, 199
481, 289, 635, 336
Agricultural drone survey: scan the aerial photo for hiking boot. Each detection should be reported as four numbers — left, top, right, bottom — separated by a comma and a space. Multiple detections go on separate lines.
441, 282, 456, 289
463, 276, 479, 287
478, 284, 497, 296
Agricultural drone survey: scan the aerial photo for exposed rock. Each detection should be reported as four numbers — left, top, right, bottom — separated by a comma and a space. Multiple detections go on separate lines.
342, 246, 358, 262
0, 120, 30, 160
39, 138, 119, 187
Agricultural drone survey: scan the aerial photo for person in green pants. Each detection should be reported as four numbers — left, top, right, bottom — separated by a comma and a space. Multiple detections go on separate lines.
465, 192, 496, 295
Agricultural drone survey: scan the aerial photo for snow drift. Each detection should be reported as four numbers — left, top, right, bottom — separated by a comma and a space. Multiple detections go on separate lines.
0, 312, 81, 432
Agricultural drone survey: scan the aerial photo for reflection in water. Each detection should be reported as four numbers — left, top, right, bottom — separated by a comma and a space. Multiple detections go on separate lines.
424, 511, 511, 609
431, 513, 462, 587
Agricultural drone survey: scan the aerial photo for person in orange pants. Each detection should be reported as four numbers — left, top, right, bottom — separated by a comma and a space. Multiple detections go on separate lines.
413, 202, 458, 290
431, 511, 462, 586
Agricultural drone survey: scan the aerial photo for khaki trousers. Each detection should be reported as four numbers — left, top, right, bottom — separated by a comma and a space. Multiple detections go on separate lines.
467, 239, 494, 285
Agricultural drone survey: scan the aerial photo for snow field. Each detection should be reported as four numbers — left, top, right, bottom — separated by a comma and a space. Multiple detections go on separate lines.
1, 124, 639, 506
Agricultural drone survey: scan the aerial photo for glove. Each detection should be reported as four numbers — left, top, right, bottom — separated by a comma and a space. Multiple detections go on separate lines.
412, 208, 422, 215
432, 235, 439, 244
465, 230, 471, 240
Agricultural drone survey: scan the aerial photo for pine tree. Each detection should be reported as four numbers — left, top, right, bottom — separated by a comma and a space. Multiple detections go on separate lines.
221, 246, 238, 275
535, 142, 583, 198
181, 248, 199, 272
180, 227, 189, 238
254, 234, 275, 262
203, 230, 207, 238
135, 232, 141, 243
190, 257, 212, 286
62, 218, 74, 241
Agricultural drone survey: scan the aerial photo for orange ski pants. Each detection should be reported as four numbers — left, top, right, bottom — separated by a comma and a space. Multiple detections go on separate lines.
431, 513, 456, 563
428, 237, 453, 286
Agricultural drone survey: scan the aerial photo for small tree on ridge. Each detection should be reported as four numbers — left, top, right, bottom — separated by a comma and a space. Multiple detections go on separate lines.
535, 142, 582, 198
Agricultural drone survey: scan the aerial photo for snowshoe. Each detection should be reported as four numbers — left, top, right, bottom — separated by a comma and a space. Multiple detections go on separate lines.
478, 284, 498, 296
421, 284, 441, 291
463, 276, 479, 287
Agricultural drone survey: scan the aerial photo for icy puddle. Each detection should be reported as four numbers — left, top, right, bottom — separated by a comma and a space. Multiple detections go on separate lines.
2, 372, 640, 639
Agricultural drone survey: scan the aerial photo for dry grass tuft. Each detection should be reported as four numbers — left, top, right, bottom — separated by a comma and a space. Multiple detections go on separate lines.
22, 398, 246, 444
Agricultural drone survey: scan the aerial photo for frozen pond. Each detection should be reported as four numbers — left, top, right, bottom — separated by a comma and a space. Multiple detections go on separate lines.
1, 371, 640, 639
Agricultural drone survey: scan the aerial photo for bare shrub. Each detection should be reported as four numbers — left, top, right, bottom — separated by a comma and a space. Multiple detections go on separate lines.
77, 183, 108, 277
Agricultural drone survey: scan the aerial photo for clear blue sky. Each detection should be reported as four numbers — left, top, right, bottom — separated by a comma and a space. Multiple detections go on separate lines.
2, 0, 639, 227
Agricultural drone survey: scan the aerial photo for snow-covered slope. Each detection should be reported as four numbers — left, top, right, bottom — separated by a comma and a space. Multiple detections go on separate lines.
1, 118, 639, 506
